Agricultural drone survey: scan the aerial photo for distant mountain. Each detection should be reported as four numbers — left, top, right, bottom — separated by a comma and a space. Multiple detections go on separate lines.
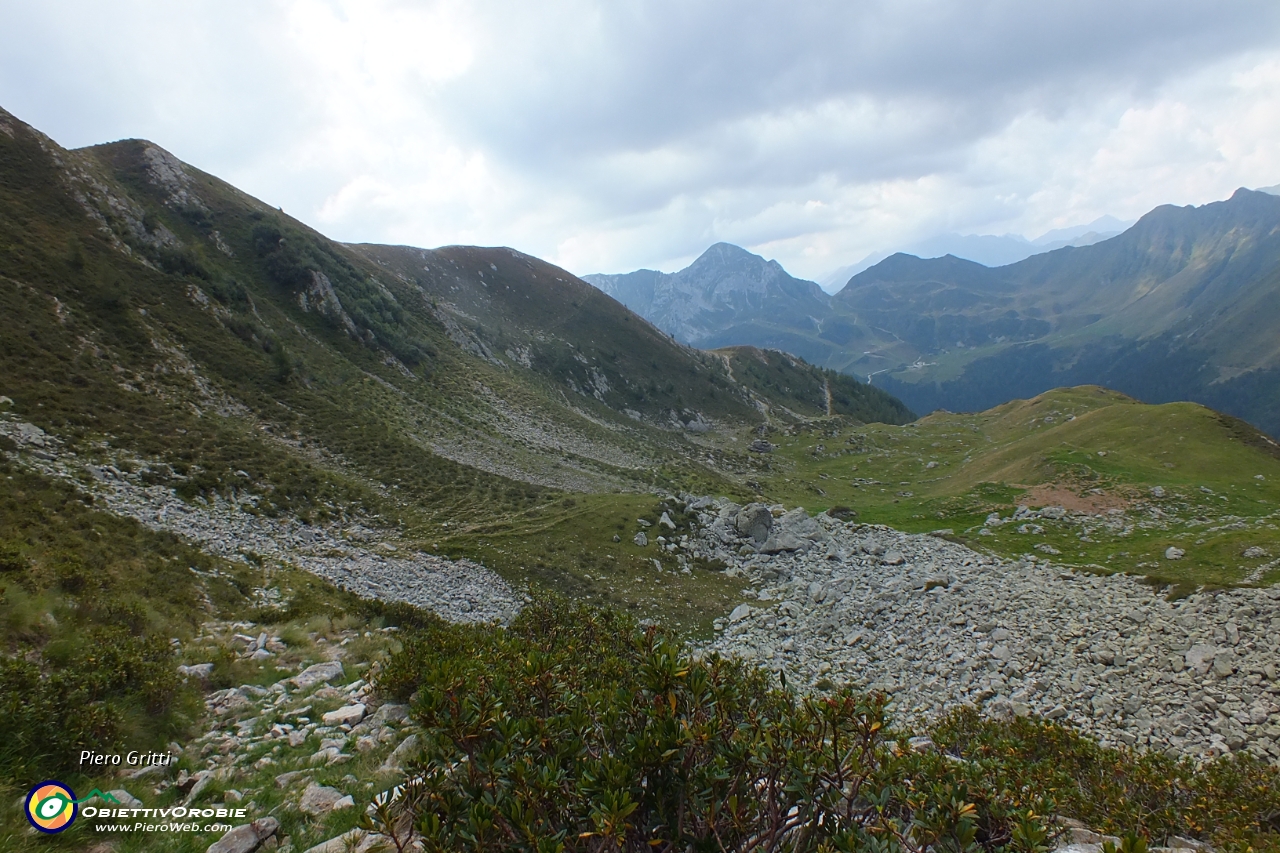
584, 242, 830, 350
843, 190, 1280, 436
590, 193, 1280, 437
1030, 215, 1132, 246
817, 215, 1131, 292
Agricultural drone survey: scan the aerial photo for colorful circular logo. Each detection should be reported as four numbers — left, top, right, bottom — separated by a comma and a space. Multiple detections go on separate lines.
25, 781, 77, 833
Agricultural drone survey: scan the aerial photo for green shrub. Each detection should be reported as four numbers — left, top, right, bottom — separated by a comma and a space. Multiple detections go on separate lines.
0, 627, 185, 780
931, 709, 1280, 852
372, 598, 1280, 852
373, 597, 1060, 852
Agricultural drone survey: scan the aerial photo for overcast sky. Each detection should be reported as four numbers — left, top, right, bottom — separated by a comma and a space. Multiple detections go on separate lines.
3, 1, 1280, 280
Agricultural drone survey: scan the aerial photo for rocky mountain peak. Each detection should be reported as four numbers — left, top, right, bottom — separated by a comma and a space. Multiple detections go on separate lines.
584, 242, 828, 348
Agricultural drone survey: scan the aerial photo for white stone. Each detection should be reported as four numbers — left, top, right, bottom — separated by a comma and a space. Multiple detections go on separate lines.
291, 661, 346, 691
322, 703, 366, 727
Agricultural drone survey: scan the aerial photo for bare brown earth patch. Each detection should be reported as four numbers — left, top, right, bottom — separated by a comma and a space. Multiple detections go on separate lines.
1018, 483, 1131, 513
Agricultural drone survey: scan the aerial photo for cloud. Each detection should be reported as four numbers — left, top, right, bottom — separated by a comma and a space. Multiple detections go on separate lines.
2, 1, 1279, 279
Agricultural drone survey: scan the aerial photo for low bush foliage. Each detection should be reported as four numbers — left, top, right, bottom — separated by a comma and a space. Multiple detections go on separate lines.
931, 709, 1280, 852
374, 598, 1280, 853
0, 628, 186, 780
375, 598, 1058, 852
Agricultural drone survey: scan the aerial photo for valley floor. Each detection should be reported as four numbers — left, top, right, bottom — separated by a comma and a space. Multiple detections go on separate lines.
6, 409, 1278, 772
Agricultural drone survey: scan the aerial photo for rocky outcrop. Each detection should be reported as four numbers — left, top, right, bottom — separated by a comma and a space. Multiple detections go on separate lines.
298, 270, 361, 338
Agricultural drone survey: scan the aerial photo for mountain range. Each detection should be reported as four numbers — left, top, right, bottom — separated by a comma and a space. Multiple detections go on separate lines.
815, 215, 1132, 290
586, 191, 1280, 437
0, 104, 909, 505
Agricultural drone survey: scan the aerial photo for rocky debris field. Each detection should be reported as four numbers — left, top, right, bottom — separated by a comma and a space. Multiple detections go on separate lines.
0, 416, 521, 623
687, 498, 1280, 764
156, 620, 422, 853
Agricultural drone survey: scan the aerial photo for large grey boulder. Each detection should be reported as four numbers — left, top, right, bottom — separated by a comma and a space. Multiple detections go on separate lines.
370, 703, 410, 726
178, 663, 215, 681
776, 507, 824, 541
1184, 644, 1219, 674
735, 504, 773, 544
380, 733, 420, 772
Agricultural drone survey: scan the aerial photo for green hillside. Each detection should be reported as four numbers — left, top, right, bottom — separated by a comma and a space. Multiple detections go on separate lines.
754, 385, 1280, 589
0, 106, 911, 631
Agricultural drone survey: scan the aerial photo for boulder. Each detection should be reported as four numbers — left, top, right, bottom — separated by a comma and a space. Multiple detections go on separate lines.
1185, 644, 1219, 674
299, 783, 347, 816
381, 733, 419, 772
1165, 546, 1185, 560
322, 703, 366, 727
728, 604, 754, 623
309, 747, 344, 765
206, 817, 279, 853
774, 508, 826, 544
179, 663, 215, 681
184, 770, 215, 804
291, 661, 345, 691
658, 511, 676, 530
274, 771, 307, 789
106, 789, 143, 809
734, 504, 773, 544
760, 532, 804, 554
371, 703, 410, 726
633, 532, 648, 547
